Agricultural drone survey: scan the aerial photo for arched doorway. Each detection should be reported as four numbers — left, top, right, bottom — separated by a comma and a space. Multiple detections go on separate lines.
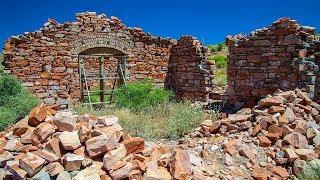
71, 35, 133, 109
78, 47, 128, 109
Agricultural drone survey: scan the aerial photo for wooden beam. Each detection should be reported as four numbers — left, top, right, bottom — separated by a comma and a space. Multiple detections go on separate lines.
99, 56, 105, 107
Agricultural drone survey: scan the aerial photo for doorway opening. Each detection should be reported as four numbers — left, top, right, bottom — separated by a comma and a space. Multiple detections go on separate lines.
78, 47, 128, 110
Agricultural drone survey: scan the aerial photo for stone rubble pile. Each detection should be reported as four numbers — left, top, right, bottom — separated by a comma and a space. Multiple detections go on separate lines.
2, 89, 320, 179
0, 103, 196, 180
194, 89, 320, 179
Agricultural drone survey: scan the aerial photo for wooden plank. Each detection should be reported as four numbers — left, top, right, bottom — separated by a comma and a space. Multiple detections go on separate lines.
79, 55, 84, 102
99, 56, 105, 107
82, 101, 112, 105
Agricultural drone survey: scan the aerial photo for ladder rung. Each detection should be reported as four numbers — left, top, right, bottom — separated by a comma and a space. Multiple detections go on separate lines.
83, 90, 115, 93
84, 77, 120, 80
82, 92, 114, 96
85, 73, 118, 76
82, 102, 112, 105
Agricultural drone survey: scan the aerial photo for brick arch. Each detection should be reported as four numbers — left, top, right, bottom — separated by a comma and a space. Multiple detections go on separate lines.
71, 34, 133, 55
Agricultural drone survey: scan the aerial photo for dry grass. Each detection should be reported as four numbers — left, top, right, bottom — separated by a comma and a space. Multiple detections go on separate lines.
215, 68, 227, 86
75, 101, 219, 140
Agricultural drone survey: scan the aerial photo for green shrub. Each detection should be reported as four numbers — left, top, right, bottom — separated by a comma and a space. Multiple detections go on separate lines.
208, 42, 226, 53
217, 42, 226, 51
298, 160, 320, 180
0, 53, 39, 130
0, 75, 23, 105
208, 45, 219, 53
115, 79, 172, 109
210, 55, 227, 69
76, 100, 214, 139
215, 68, 227, 86
0, 81, 39, 130
0, 54, 3, 74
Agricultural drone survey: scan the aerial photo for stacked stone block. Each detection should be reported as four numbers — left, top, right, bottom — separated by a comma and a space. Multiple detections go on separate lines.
226, 18, 319, 107
3, 12, 214, 107
167, 36, 215, 101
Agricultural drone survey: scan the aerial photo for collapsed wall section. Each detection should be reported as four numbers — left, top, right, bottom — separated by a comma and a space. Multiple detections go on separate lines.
226, 18, 319, 107
167, 36, 215, 101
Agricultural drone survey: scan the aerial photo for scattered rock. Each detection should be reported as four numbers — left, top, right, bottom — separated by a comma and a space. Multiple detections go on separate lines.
293, 159, 307, 176
109, 162, 134, 180
56, 171, 71, 180
271, 166, 288, 179
0, 151, 14, 167
283, 132, 309, 149
103, 144, 127, 171
85, 133, 118, 157
73, 165, 101, 180
172, 149, 191, 179
46, 162, 65, 177
123, 137, 145, 154
144, 161, 171, 180
19, 152, 45, 177
295, 148, 317, 160
58, 131, 81, 150
28, 103, 48, 127
252, 167, 269, 179
32, 122, 56, 144
61, 153, 84, 171
258, 97, 282, 107
284, 148, 298, 162
258, 136, 271, 147
53, 112, 76, 131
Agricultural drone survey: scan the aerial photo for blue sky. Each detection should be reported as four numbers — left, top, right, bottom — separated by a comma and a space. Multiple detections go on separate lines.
0, 0, 319, 48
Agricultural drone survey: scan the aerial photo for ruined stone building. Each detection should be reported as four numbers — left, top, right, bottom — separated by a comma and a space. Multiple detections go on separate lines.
3, 12, 214, 108
3, 12, 320, 109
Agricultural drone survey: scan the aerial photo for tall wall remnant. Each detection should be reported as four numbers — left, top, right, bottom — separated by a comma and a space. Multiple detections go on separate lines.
226, 18, 320, 107
3, 12, 214, 107
167, 36, 215, 101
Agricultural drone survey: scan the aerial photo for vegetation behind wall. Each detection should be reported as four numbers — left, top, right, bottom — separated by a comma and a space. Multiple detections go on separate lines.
0, 53, 39, 130
208, 42, 227, 86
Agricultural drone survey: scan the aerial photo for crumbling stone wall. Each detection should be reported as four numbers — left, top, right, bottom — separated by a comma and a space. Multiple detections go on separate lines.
316, 41, 320, 102
3, 12, 214, 107
167, 36, 215, 101
226, 18, 320, 107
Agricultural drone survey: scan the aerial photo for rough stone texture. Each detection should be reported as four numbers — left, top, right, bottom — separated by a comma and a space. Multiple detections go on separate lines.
3, 12, 214, 108
85, 133, 118, 157
58, 131, 81, 150
224, 18, 320, 107
193, 89, 320, 179
19, 152, 45, 177
103, 144, 127, 171
1, 96, 320, 179
166, 36, 215, 101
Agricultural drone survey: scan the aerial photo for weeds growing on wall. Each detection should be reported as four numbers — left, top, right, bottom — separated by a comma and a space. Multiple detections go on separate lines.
0, 54, 39, 130
76, 100, 216, 139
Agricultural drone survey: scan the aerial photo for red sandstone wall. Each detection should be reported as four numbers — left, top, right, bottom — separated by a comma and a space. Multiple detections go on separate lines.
3, 12, 214, 107
127, 28, 174, 85
167, 36, 215, 101
2, 12, 176, 107
226, 18, 319, 107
